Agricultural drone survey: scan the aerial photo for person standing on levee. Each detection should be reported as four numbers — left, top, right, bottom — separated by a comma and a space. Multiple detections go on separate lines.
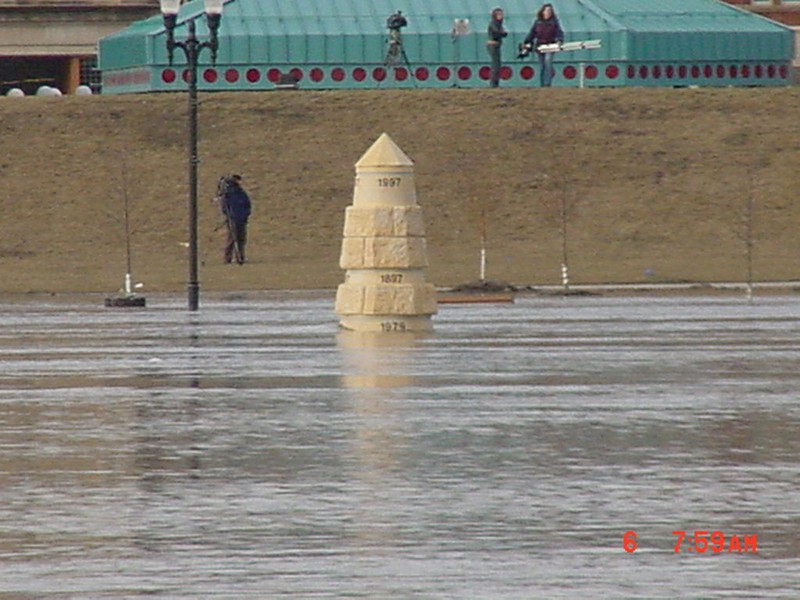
217, 174, 251, 265
523, 3, 565, 87
486, 7, 508, 88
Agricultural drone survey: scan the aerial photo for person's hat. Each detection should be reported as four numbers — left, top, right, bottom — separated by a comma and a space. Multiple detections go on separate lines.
231, 173, 243, 181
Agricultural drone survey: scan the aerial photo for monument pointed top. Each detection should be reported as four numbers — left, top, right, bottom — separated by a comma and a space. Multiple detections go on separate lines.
355, 133, 414, 169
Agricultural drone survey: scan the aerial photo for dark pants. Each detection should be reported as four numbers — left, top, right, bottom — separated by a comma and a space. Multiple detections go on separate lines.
224, 220, 247, 264
486, 42, 502, 87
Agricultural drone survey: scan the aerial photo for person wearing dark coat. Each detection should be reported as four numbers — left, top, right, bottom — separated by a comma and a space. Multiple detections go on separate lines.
486, 7, 508, 88
219, 174, 251, 265
523, 3, 565, 87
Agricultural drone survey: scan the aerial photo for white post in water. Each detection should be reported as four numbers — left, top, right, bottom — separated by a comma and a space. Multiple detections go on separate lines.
560, 194, 570, 291
335, 133, 438, 332
479, 208, 487, 281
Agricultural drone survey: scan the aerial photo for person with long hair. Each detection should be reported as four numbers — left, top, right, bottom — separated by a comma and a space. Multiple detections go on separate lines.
523, 3, 565, 87
486, 7, 508, 88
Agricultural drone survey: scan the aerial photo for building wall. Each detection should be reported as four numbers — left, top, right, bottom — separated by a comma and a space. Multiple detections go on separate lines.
0, 0, 157, 94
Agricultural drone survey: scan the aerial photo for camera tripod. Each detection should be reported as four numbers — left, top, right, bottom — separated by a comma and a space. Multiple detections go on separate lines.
384, 31, 417, 85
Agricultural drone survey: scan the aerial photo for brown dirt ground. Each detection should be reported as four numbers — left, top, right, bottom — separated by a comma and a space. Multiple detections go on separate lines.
0, 87, 799, 295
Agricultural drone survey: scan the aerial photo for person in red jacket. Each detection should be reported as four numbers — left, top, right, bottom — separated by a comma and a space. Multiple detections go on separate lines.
523, 3, 565, 87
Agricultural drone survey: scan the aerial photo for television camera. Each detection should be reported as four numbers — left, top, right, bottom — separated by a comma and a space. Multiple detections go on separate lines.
386, 10, 408, 31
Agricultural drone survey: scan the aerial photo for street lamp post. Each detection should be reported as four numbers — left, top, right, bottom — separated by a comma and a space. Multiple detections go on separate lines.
160, 0, 224, 311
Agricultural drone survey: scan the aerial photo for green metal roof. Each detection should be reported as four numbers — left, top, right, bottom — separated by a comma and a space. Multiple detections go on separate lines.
98, 0, 794, 90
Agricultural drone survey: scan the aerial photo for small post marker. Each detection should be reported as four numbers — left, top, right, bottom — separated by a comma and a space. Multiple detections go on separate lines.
105, 149, 146, 308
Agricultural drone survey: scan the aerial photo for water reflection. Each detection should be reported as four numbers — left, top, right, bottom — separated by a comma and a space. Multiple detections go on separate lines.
0, 293, 799, 597
337, 329, 423, 472
336, 330, 427, 552
337, 329, 424, 390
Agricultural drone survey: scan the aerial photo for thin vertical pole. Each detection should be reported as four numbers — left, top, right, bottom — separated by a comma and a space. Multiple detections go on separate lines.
745, 173, 754, 302
121, 149, 133, 295
187, 20, 200, 311
560, 194, 569, 291
163, 13, 219, 311
480, 208, 487, 281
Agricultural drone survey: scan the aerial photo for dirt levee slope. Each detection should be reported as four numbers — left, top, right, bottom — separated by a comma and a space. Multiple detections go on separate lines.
1, 88, 798, 294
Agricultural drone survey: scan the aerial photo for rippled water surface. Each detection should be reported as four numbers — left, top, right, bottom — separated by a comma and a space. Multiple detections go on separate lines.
1, 292, 799, 598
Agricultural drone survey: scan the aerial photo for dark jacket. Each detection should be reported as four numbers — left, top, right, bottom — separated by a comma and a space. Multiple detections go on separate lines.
487, 18, 508, 44
222, 183, 251, 224
524, 17, 564, 48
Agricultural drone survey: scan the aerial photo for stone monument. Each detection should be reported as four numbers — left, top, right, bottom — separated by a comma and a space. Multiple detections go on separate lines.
335, 133, 437, 332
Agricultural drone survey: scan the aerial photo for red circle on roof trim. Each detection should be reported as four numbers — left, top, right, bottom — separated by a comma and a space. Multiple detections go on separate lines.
652, 65, 661, 79
665, 65, 674, 79
457, 66, 472, 80
203, 69, 217, 83
182, 69, 191, 83
353, 67, 367, 81
395, 67, 408, 81
716, 65, 725, 78
415, 67, 430, 80
310, 68, 324, 82
729, 65, 737, 78
266, 68, 281, 83
678, 65, 688, 78
639, 65, 648, 79
767, 64, 776, 78
626, 65, 635, 79
289, 68, 303, 81
741, 65, 750, 78
606, 65, 619, 79
331, 67, 345, 82
225, 68, 239, 83
754, 65, 763, 78
246, 68, 260, 83
584, 65, 598, 79
436, 66, 451, 80
703, 65, 713, 78
780, 64, 788, 79
478, 66, 491, 80
521, 65, 535, 80
162, 69, 177, 83
691, 65, 700, 78
500, 66, 512, 80
563, 65, 577, 80
373, 67, 387, 81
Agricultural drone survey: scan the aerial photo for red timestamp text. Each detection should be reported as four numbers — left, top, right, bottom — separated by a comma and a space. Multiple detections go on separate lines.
623, 530, 757, 554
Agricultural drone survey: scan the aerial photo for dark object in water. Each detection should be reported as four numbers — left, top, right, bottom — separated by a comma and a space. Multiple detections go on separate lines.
104, 296, 146, 308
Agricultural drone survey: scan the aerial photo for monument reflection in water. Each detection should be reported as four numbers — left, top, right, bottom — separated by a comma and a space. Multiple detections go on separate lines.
0, 293, 798, 597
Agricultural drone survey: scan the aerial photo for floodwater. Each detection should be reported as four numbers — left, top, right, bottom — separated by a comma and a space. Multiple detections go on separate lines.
1, 292, 799, 599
